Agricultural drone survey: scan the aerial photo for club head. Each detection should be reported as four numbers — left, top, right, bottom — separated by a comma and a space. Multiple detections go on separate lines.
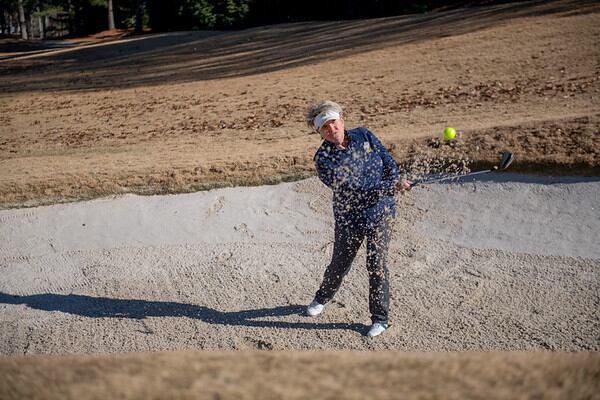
499, 152, 514, 170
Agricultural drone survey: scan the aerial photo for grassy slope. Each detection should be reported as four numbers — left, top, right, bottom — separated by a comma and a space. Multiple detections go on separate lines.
0, 0, 598, 209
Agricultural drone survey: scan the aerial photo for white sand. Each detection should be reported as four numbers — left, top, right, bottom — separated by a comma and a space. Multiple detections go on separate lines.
0, 181, 330, 256
0, 175, 598, 354
415, 174, 600, 258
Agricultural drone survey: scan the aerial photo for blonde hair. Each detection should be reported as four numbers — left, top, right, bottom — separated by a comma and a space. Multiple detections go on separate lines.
305, 100, 344, 129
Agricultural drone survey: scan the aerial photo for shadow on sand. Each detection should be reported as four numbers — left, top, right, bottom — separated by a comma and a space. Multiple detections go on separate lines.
0, 0, 593, 93
0, 292, 366, 334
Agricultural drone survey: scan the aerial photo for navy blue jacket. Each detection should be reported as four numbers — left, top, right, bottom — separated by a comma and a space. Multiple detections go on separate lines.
314, 127, 399, 229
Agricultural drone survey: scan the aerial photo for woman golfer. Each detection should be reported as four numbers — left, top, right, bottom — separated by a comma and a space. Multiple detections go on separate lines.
305, 100, 411, 337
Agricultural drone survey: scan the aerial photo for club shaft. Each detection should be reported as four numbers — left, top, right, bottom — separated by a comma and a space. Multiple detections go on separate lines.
413, 168, 493, 186
409, 152, 513, 187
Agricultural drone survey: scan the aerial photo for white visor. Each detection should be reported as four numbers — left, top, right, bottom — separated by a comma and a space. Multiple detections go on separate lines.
313, 110, 340, 131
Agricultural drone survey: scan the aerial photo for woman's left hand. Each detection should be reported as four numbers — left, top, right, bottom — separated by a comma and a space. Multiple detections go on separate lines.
395, 179, 413, 193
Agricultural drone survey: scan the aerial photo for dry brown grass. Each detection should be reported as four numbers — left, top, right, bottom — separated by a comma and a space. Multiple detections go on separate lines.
1, 351, 599, 400
1, 0, 599, 209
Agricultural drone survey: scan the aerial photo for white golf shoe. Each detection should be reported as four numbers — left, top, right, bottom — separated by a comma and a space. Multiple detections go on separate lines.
306, 300, 324, 316
366, 322, 388, 337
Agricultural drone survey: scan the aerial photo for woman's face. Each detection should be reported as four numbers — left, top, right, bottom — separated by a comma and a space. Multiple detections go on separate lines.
318, 117, 345, 146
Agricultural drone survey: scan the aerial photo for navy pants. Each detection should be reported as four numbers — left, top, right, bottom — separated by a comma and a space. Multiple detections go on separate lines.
314, 216, 392, 324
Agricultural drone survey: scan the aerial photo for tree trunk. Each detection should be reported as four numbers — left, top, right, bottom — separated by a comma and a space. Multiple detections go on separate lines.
0, 8, 5, 35
134, 0, 144, 34
66, 0, 74, 36
26, 14, 32, 39
108, 0, 115, 30
18, 0, 28, 39
38, 15, 44, 39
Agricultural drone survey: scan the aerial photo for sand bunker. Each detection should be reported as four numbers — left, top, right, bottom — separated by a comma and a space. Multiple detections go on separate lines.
0, 175, 598, 355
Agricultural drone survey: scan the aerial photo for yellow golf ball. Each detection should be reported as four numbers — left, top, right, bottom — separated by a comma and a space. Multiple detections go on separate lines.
443, 127, 457, 141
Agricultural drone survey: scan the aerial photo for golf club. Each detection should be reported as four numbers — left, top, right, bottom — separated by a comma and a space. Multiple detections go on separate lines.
410, 151, 514, 187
